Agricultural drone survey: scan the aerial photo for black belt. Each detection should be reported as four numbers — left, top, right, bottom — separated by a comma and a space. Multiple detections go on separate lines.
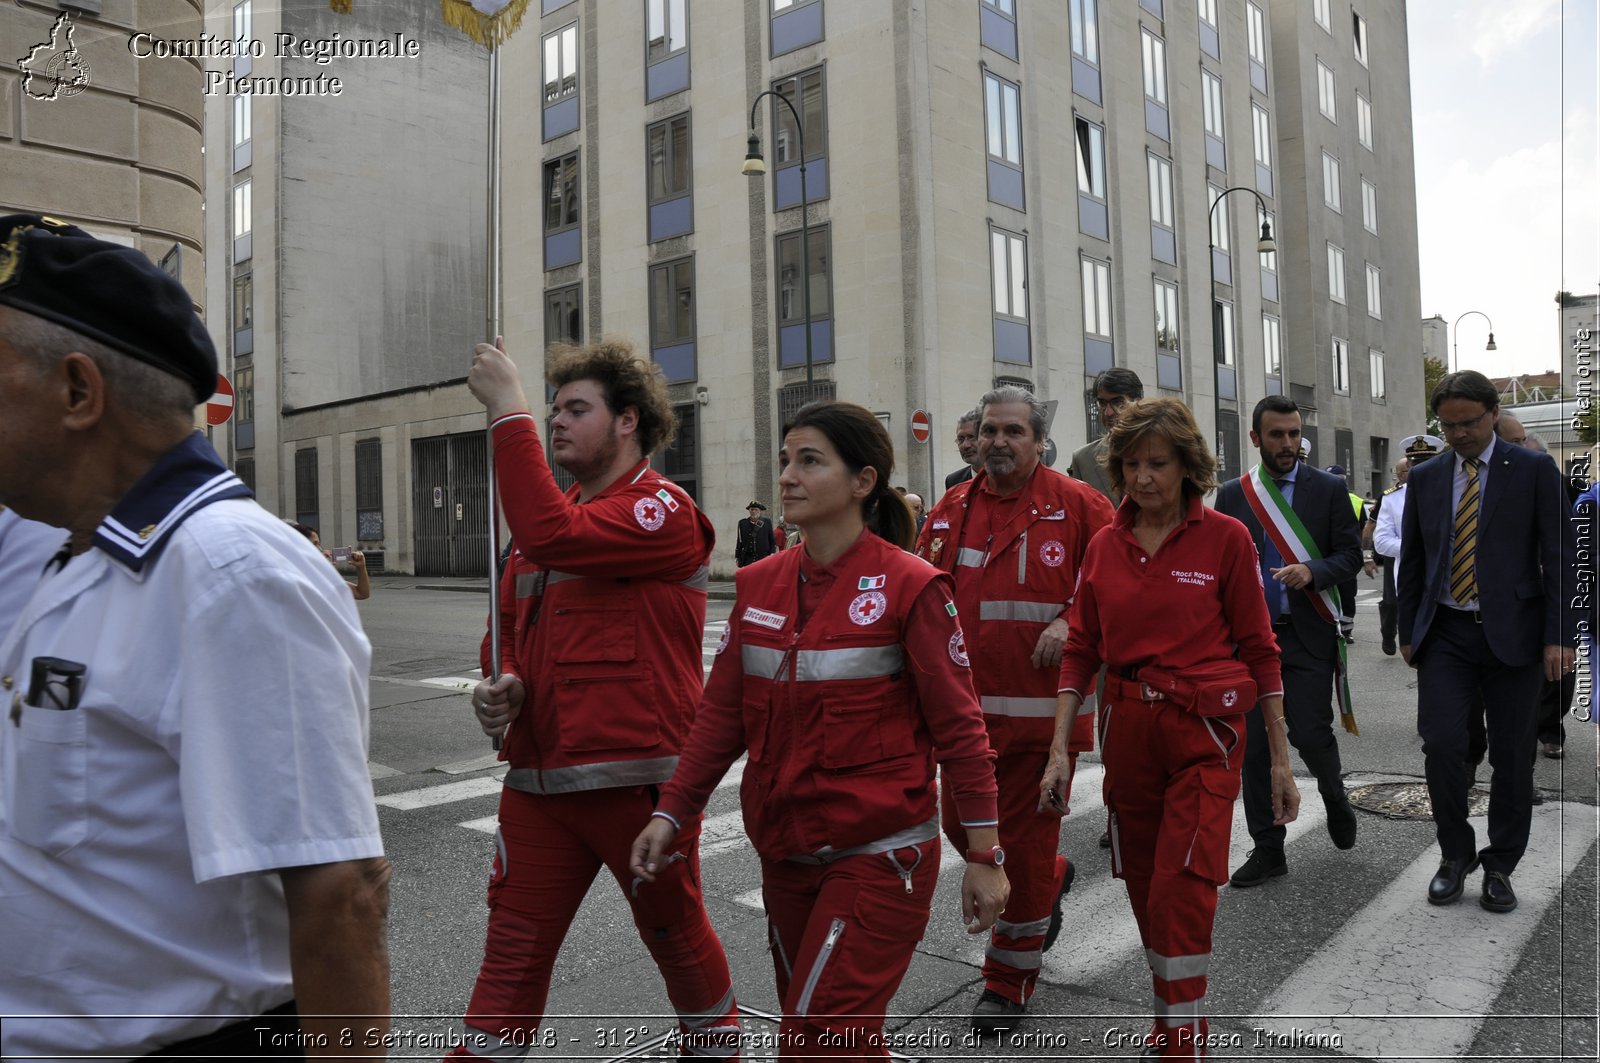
1441, 604, 1485, 624
145, 1000, 302, 1059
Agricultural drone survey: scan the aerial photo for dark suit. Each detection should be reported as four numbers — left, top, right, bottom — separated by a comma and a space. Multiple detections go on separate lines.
944, 464, 975, 490
1398, 438, 1573, 875
1215, 465, 1363, 848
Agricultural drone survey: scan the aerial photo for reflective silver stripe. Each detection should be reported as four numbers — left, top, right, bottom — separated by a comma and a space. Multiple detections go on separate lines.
994, 915, 1052, 938
544, 569, 584, 585
979, 695, 1058, 718
795, 918, 846, 1017
677, 986, 736, 1029
514, 573, 540, 598
463, 1028, 533, 1061
1108, 811, 1123, 876
1153, 996, 1204, 1022
787, 816, 939, 864
978, 599, 1064, 623
542, 567, 708, 591
742, 644, 904, 682
769, 922, 794, 980
1076, 693, 1098, 717
503, 756, 678, 795
681, 564, 711, 591
956, 547, 987, 567
1146, 949, 1211, 981
986, 941, 1043, 970
1017, 530, 1027, 583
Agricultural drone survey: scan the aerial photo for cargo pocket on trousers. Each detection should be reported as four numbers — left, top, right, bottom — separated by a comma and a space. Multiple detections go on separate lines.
1186, 767, 1243, 886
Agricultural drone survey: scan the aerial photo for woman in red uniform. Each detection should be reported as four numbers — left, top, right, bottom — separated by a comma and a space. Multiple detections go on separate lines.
1040, 399, 1299, 1060
631, 401, 1008, 1059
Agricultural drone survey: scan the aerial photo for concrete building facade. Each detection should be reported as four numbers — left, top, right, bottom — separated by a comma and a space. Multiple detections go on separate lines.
3, 0, 206, 310
212, 0, 1427, 573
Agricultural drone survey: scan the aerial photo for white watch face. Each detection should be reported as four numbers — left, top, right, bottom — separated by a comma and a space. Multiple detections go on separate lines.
993, 848, 1005, 866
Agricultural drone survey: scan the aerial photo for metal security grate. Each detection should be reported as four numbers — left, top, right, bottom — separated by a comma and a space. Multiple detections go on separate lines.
355, 438, 383, 542
778, 380, 836, 432
294, 447, 318, 530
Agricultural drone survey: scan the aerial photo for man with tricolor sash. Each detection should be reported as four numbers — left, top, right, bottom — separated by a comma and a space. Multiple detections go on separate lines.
1214, 396, 1363, 888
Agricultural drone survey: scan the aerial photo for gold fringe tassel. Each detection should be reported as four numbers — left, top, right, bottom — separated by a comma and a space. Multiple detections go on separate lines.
440, 0, 532, 48
328, 0, 352, 12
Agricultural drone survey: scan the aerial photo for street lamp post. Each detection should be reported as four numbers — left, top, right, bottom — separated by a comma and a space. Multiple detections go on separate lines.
1207, 185, 1277, 477
1450, 310, 1497, 374
742, 90, 813, 386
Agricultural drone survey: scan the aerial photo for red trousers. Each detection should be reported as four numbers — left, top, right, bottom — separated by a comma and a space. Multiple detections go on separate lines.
452, 786, 740, 1060
942, 750, 1075, 1004
761, 837, 940, 1060
1101, 693, 1244, 1060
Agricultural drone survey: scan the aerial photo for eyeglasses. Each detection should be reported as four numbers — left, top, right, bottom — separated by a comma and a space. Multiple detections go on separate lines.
1437, 410, 1490, 433
1095, 396, 1130, 412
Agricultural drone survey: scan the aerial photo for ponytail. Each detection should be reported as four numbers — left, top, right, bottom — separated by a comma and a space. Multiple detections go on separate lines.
868, 483, 916, 551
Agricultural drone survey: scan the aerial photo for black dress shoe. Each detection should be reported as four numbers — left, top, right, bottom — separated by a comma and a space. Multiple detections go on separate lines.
1230, 847, 1287, 887
1480, 870, 1518, 913
1099, 829, 1112, 849
1382, 633, 1397, 655
1326, 794, 1358, 850
1427, 855, 1480, 905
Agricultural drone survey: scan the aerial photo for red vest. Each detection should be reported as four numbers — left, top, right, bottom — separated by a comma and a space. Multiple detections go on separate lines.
734, 533, 945, 858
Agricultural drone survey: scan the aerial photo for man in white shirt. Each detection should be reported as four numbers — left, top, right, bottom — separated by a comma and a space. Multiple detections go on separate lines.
0, 506, 65, 641
0, 214, 388, 1059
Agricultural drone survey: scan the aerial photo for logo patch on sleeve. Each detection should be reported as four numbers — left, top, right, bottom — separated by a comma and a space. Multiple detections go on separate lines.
633, 497, 667, 531
744, 606, 788, 631
945, 601, 959, 618
932, 518, 950, 530
949, 628, 970, 667
1039, 540, 1066, 567
655, 488, 681, 512
848, 591, 888, 625
858, 574, 887, 590
715, 625, 731, 654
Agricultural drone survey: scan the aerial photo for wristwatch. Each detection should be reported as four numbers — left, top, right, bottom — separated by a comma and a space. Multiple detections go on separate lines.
965, 845, 1006, 867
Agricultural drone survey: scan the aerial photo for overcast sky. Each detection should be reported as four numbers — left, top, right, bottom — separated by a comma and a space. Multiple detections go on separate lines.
1408, 0, 1598, 378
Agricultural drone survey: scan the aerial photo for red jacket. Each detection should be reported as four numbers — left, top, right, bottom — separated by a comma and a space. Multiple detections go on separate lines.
915, 465, 1114, 753
1057, 494, 1283, 700
483, 413, 714, 794
657, 530, 998, 860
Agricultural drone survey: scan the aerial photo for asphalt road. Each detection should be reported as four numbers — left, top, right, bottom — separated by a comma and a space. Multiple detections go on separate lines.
354, 578, 1599, 1062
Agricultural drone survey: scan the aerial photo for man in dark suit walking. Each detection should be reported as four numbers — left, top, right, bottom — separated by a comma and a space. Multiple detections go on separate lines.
1215, 396, 1364, 887
1399, 371, 1575, 914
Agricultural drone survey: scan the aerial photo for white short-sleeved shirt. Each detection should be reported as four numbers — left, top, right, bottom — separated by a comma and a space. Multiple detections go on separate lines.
0, 507, 68, 643
0, 435, 382, 1060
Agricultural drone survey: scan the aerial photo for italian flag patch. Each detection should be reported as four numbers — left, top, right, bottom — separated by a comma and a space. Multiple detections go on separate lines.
945, 602, 959, 618
859, 574, 887, 590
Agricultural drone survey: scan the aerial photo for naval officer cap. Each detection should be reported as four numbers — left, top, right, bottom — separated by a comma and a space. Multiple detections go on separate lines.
1402, 433, 1445, 461
0, 213, 217, 404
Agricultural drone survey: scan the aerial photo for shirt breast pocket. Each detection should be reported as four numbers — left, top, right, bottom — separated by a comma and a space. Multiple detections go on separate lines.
8, 705, 89, 856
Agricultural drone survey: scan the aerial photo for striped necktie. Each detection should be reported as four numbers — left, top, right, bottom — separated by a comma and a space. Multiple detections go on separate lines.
1449, 458, 1481, 605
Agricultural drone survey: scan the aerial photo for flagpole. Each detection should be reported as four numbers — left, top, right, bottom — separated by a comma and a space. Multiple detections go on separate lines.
485, 42, 504, 750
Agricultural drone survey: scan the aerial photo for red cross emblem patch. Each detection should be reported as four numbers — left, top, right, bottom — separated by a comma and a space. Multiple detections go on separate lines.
1039, 540, 1066, 568
949, 628, 969, 667
848, 591, 887, 626
633, 496, 666, 531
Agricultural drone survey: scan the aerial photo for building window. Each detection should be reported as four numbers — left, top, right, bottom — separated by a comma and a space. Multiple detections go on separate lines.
776, 224, 833, 367
355, 438, 384, 542
1208, 185, 1230, 252
543, 152, 581, 270
1361, 179, 1377, 233
234, 0, 250, 42
1322, 152, 1342, 212
650, 257, 696, 382
1154, 279, 1179, 354
233, 95, 251, 170
1247, 2, 1267, 63
1074, 116, 1105, 199
1356, 93, 1373, 150
1369, 348, 1386, 400
991, 228, 1030, 363
545, 283, 582, 344
1081, 257, 1112, 340
1313, 0, 1330, 31
1352, 12, 1368, 65
1202, 70, 1225, 139
646, 0, 687, 62
1317, 61, 1336, 122
1198, 0, 1218, 29
1070, 0, 1099, 63
1328, 243, 1346, 303
647, 113, 693, 241
1332, 337, 1350, 393
1252, 104, 1272, 169
980, 0, 1019, 59
1142, 30, 1167, 105
232, 180, 251, 263
772, 67, 828, 210
983, 0, 1015, 13
543, 23, 580, 139
1213, 300, 1235, 366
1366, 263, 1382, 318
234, 363, 254, 424
294, 447, 318, 530
985, 72, 1024, 210
232, 270, 253, 356
1148, 153, 1174, 227
235, 456, 255, 492
657, 401, 699, 503
1263, 313, 1282, 377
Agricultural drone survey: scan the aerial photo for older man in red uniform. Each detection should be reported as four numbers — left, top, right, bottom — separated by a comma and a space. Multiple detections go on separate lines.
452, 338, 740, 1060
917, 385, 1114, 1031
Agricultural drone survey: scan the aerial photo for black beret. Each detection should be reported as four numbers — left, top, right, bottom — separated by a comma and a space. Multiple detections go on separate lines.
0, 214, 216, 404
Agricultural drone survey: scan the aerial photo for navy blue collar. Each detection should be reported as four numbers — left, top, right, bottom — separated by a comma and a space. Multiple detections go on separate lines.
93, 431, 254, 573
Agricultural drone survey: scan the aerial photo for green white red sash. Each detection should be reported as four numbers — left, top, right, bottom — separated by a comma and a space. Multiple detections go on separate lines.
1241, 465, 1359, 735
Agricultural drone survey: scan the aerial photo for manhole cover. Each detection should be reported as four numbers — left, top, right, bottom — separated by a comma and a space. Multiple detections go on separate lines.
1348, 781, 1491, 820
